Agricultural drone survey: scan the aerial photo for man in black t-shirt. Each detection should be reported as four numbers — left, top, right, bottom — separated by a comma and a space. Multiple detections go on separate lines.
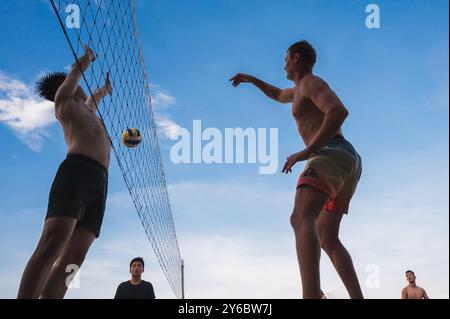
114, 257, 156, 299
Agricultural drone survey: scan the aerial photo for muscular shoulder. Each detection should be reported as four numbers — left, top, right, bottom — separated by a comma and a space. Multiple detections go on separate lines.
55, 97, 77, 121
418, 286, 426, 293
54, 87, 75, 110
300, 75, 329, 93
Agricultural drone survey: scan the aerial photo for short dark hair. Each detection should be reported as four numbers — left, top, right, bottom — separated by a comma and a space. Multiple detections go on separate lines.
35, 72, 67, 102
288, 40, 317, 67
406, 270, 415, 275
130, 257, 145, 269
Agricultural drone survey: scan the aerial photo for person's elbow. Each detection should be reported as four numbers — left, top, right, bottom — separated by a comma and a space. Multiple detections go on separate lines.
275, 90, 285, 103
278, 96, 290, 104
328, 104, 349, 120
277, 89, 294, 104
338, 104, 349, 118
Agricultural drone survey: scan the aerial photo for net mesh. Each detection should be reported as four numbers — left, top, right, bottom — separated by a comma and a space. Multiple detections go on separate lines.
49, 0, 182, 298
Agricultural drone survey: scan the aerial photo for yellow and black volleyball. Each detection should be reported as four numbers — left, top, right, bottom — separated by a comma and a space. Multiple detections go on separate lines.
121, 128, 142, 148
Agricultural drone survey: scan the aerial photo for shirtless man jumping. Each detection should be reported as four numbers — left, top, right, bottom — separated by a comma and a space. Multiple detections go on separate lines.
231, 40, 363, 299
18, 45, 112, 299
402, 270, 430, 299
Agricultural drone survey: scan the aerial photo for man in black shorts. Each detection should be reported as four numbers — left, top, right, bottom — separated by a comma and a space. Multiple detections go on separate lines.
114, 257, 156, 299
17, 45, 112, 299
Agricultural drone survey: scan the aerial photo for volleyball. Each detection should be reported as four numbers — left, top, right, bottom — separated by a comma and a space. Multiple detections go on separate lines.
121, 128, 142, 148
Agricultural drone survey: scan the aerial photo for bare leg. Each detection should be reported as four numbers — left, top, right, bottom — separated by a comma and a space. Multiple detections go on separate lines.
17, 217, 77, 299
290, 185, 330, 299
40, 226, 96, 299
317, 211, 363, 299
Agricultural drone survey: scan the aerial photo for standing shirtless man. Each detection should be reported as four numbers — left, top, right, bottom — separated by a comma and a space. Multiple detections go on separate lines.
18, 45, 112, 299
402, 270, 430, 299
231, 40, 364, 299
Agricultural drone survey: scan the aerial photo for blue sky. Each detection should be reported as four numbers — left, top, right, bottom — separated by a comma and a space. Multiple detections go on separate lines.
0, 0, 448, 298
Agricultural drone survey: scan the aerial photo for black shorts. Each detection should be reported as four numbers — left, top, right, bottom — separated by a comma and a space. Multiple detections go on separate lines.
46, 154, 108, 238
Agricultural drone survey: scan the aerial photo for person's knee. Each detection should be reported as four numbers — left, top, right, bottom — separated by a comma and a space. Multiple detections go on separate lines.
290, 209, 314, 232
58, 236, 95, 268
290, 210, 297, 229
35, 231, 68, 261
320, 234, 340, 254
65, 248, 90, 267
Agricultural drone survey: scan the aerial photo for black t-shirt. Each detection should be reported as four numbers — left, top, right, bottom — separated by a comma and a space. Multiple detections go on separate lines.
114, 280, 156, 299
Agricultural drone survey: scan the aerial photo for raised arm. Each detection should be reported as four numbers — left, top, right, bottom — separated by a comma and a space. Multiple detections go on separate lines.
86, 72, 113, 109
230, 73, 294, 104
55, 45, 96, 105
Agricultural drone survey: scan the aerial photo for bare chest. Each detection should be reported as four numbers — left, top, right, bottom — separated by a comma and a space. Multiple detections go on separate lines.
291, 93, 322, 121
407, 288, 424, 299
291, 92, 324, 140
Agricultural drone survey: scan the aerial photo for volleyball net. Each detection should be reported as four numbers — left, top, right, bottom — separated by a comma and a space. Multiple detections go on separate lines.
49, 0, 183, 298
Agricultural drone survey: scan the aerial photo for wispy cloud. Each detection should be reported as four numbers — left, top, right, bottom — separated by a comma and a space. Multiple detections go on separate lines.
0, 71, 56, 152
150, 85, 183, 140
151, 90, 176, 111
156, 116, 184, 140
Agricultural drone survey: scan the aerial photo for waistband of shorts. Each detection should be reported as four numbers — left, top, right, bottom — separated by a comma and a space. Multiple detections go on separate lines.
331, 134, 345, 141
65, 154, 108, 175
319, 135, 359, 156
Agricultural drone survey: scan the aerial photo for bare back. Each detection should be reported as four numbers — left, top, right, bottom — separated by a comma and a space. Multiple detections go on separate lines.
291, 75, 344, 146
56, 97, 111, 168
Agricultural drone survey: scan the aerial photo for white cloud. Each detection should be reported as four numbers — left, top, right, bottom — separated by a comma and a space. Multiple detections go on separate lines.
0, 149, 448, 299
151, 91, 176, 111
57, 223, 450, 299
178, 232, 300, 299
149, 85, 183, 140
81, 165, 448, 299
164, 146, 449, 298
0, 71, 56, 151
81, 147, 449, 299
167, 180, 292, 228
155, 115, 183, 140
0, 76, 183, 150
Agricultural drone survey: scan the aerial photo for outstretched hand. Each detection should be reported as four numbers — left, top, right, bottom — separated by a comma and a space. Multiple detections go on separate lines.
84, 44, 96, 62
230, 73, 254, 87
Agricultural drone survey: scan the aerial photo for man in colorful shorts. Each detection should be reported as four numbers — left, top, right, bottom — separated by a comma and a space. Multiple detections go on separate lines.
231, 40, 364, 299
